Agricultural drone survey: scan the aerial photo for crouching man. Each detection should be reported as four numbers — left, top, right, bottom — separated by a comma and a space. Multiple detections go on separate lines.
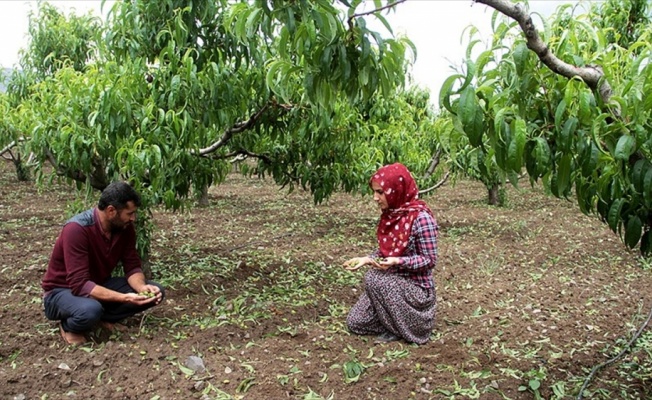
41, 181, 165, 345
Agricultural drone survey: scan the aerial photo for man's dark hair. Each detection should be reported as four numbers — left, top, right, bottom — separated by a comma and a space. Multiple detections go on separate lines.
98, 182, 142, 211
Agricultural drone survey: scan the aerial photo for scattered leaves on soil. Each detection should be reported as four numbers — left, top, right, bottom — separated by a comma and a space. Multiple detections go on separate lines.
1, 161, 651, 399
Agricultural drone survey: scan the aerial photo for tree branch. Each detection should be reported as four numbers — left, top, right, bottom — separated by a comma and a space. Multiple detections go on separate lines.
419, 171, 450, 195
195, 100, 295, 156
195, 103, 272, 156
0, 140, 19, 157
476, 0, 612, 102
577, 302, 652, 399
44, 147, 59, 170
44, 147, 108, 190
347, 0, 407, 28
423, 148, 442, 179
210, 149, 273, 165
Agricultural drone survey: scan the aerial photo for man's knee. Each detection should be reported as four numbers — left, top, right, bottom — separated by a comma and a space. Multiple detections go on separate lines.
67, 300, 103, 331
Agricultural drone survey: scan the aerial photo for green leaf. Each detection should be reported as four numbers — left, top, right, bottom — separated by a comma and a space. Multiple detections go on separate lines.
177, 363, 195, 376
643, 168, 652, 203
374, 13, 393, 36
513, 42, 529, 76
631, 159, 647, 193
563, 79, 579, 113
559, 117, 578, 153
607, 198, 624, 233
265, 60, 287, 100
494, 124, 508, 170
458, 85, 484, 147
525, 140, 538, 178
439, 74, 463, 114
614, 135, 636, 161
236, 377, 255, 393
245, 8, 262, 37
556, 154, 572, 198
554, 100, 566, 132
578, 91, 593, 125
286, 7, 296, 33
140, 117, 149, 134
625, 216, 642, 249
475, 50, 494, 76
343, 360, 365, 383
581, 142, 599, 176
278, 28, 289, 58
529, 379, 541, 391
533, 137, 552, 177
508, 118, 526, 172
575, 177, 596, 214
235, 7, 250, 40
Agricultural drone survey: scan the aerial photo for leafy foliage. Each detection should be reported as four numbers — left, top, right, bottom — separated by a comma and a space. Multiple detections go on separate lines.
12, 0, 416, 199
591, 0, 650, 50
22, 3, 101, 77
1, 4, 102, 182
2, 0, 448, 256
442, 0, 652, 254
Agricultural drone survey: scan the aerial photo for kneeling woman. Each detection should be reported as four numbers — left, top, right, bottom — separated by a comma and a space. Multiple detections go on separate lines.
343, 163, 438, 344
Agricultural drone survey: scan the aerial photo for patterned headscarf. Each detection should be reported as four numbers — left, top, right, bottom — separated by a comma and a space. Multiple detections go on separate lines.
370, 163, 433, 257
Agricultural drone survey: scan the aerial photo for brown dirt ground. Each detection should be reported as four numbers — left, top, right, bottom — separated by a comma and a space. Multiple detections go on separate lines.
0, 160, 651, 400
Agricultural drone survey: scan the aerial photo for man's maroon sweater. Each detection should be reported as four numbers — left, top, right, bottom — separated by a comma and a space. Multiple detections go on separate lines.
41, 208, 143, 297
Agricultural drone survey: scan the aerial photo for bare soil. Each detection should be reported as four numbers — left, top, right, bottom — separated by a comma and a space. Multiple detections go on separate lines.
1, 160, 651, 400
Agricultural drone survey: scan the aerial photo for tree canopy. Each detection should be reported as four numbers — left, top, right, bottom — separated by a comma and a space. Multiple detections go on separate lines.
442, 0, 652, 255
1, 0, 432, 207
9, 0, 652, 259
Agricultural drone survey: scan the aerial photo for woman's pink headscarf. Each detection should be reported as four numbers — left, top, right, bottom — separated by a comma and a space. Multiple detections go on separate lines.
370, 163, 433, 257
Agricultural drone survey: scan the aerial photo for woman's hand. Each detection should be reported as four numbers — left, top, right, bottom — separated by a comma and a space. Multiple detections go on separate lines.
343, 256, 374, 271
371, 257, 400, 271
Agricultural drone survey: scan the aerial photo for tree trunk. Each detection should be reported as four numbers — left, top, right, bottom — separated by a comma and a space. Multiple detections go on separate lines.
197, 185, 209, 207
13, 159, 31, 181
488, 185, 500, 206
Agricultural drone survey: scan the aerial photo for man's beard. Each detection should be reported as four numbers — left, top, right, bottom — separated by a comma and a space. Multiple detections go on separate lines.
109, 216, 130, 233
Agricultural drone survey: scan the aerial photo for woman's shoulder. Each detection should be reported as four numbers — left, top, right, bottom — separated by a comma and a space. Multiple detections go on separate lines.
415, 209, 438, 227
417, 208, 436, 219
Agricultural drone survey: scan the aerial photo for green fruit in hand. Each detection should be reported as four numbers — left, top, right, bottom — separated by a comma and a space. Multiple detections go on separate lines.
139, 291, 155, 298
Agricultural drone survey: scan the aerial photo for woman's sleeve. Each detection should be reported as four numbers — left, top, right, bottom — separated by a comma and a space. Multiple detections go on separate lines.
397, 211, 438, 271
